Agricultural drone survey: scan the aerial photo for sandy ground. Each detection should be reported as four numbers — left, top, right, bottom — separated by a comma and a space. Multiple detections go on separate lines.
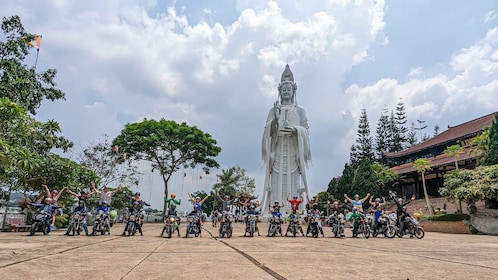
0, 222, 497, 280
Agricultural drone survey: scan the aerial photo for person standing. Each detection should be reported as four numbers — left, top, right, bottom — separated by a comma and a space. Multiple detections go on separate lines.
92, 182, 122, 206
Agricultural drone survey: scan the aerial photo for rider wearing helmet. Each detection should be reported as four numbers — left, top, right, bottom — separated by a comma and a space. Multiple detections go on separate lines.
394, 194, 415, 227
164, 192, 181, 209
28, 197, 61, 236
347, 207, 365, 237
269, 200, 284, 219
122, 200, 144, 236
161, 203, 180, 237
65, 200, 89, 236
97, 200, 111, 228
369, 196, 387, 210
285, 205, 304, 237
244, 204, 261, 236
306, 203, 324, 237
398, 206, 412, 237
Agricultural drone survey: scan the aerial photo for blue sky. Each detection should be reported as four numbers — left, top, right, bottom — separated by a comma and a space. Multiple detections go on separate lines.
1, 0, 497, 211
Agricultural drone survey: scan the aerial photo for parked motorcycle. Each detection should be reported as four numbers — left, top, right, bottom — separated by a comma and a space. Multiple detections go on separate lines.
162, 215, 180, 238
308, 212, 322, 238
185, 214, 200, 238
372, 215, 396, 238
70, 211, 87, 236
287, 215, 301, 237
245, 213, 258, 237
29, 210, 49, 236
92, 210, 110, 236
267, 215, 283, 237
219, 212, 233, 238
353, 214, 371, 239
328, 213, 345, 238
123, 210, 142, 236
397, 216, 425, 239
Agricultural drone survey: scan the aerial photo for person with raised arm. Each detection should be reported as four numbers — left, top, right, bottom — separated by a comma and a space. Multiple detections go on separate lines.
344, 193, 370, 213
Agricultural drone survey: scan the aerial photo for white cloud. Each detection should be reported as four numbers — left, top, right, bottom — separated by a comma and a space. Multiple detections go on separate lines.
484, 10, 497, 23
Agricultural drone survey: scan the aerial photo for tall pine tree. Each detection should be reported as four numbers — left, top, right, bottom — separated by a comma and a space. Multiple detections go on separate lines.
394, 99, 408, 151
387, 110, 398, 152
375, 107, 389, 160
353, 108, 374, 165
407, 121, 418, 147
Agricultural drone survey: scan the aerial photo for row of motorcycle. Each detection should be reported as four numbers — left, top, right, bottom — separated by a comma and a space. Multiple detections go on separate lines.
29, 208, 144, 236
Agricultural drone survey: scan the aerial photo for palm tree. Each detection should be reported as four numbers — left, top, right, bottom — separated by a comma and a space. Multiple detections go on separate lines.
443, 144, 464, 170
414, 158, 433, 216
443, 144, 465, 213
469, 129, 490, 165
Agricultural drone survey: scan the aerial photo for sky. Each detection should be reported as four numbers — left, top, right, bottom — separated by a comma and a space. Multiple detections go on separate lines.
2, 0, 497, 211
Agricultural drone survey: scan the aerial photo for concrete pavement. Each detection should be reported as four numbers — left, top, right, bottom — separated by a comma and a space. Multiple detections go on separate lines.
0, 223, 497, 280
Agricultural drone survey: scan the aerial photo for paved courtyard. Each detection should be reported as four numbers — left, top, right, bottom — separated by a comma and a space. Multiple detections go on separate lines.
0, 223, 497, 280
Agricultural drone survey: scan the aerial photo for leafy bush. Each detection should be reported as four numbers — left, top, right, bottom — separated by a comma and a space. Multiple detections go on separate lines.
55, 214, 69, 228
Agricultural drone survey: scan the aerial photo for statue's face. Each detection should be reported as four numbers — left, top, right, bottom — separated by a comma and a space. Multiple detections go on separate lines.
280, 83, 294, 101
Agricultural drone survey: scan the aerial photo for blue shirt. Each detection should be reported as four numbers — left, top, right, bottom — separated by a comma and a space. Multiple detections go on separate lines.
97, 205, 110, 213
374, 210, 383, 221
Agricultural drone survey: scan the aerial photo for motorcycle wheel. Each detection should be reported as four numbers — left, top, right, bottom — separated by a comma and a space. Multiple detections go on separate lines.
227, 228, 232, 238
185, 226, 189, 238
29, 222, 37, 236
92, 226, 97, 236
332, 225, 338, 238
72, 225, 76, 236
128, 224, 134, 236
167, 226, 172, 238
385, 226, 396, 238
312, 230, 318, 238
362, 225, 370, 239
415, 227, 425, 239
292, 226, 297, 237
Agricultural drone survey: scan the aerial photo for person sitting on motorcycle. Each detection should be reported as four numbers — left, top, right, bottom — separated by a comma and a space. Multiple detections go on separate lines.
122, 201, 144, 236
219, 206, 233, 235
306, 203, 324, 237
186, 204, 203, 237
216, 193, 237, 212
161, 204, 180, 237
285, 205, 304, 236
398, 206, 413, 237
347, 207, 364, 238
269, 200, 284, 222
394, 195, 415, 227
28, 197, 60, 236
64, 200, 89, 236
96, 200, 111, 227
372, 205, 384, 236
244, 204, 261, 236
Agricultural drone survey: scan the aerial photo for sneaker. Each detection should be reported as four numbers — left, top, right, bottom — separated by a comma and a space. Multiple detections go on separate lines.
47, 232, 51, 236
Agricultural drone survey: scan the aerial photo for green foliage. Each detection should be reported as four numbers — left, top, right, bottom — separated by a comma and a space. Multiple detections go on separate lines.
375, 107, 389, 159
113, 118, 221, 214
55, 213, 69, 228
332, 164, 355, 199
212, 165, 255, 198
350, 108, 374, 166
422, 213, 470, 221
413, 158, 432, 173
440, 165, 498, 206
482, 113, 498, 166
371, 162, 401, 193
0, 16, 65, 115
443, 144, 464, 169
84, 186, 133, 211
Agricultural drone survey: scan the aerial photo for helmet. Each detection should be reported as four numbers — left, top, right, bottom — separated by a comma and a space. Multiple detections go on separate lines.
101, 200, 108, 205
311, 197, 316, 201
375, 198, 381, 202
135, 192, 141, 196
398, 198, 403, 202
274, 200, 279, 204
44, 197, 53, 203
195, 196, 201, 200
224, 195, 230, 199
354, 194, 359, 199
52, 190, 58, 194
250, 205, 255, 209
170, 204, 176, 209
312, 203, 318, 209
291, 205, 297, 210
293, 195, 298, 199
133, 201, 140, 205
171, 193, 176, 197
402, 206, 407, 210
352, 207, 358, 212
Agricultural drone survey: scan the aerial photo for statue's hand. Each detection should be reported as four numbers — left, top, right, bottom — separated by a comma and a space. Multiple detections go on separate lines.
273, 101, 280, 120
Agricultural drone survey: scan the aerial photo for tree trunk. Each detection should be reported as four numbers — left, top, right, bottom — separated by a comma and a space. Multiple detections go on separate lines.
162, 179, 168, 220
458, 199, 462, 213
421, 173, 434, 216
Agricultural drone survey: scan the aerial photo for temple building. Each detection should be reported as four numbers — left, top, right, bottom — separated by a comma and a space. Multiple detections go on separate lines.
384, 112, 497, 199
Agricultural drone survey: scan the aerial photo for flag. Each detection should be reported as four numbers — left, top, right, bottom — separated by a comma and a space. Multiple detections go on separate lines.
28, 34, 42, 49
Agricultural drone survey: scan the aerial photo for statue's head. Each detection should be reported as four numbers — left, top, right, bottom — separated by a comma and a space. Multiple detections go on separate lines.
278, 64, 297, 104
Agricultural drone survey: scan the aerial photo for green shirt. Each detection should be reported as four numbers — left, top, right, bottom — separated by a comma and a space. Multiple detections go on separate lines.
164, 197, 181, 208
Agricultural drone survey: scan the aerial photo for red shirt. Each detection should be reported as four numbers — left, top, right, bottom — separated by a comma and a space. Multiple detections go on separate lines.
288, 199, 303, 208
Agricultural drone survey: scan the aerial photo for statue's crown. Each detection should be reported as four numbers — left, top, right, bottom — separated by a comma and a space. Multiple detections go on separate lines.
281, 64, 294, 84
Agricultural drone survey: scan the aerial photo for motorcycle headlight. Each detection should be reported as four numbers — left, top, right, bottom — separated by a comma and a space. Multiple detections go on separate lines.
170, 217, 175, 222
129, 215, 136, 220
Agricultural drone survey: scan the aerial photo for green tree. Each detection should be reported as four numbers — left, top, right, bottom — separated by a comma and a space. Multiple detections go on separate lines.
212, 165, 255, 199
469, 128, 489, 165
112, 119, 221, 215
440, 166, 498, 214
443, 144, 464, 170
0, 16, 65, 115
333, 164, 355, 200
375, 107, 389, 160
406, 122, 418, 147
371, 162, 400, 196
481, 113, 498, 166
414, 158, 433, 216
351, 108, 374, 166
394, 99, 408, 150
